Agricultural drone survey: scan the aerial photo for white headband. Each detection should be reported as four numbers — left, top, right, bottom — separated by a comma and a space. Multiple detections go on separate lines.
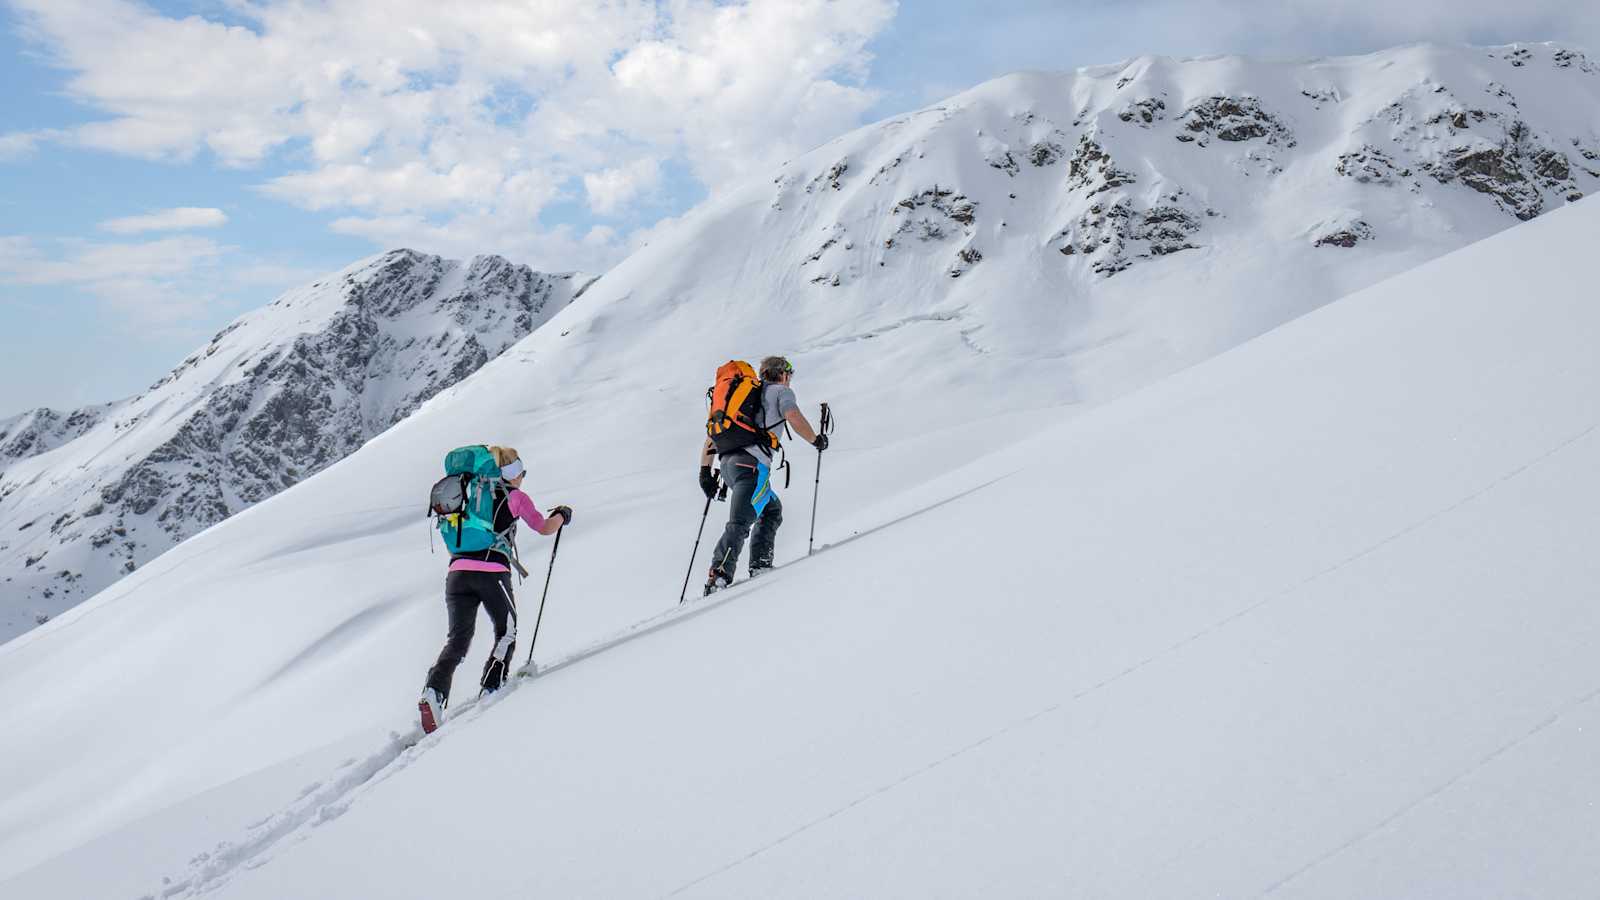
500, 458, 525, 481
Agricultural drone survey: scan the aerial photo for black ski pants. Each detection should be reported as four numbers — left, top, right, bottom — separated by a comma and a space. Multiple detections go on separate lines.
709, 456, 783, 577
425, 569, 517, 702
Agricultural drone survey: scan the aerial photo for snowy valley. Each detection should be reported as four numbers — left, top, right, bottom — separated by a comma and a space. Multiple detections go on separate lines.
2, 41, 1599, 899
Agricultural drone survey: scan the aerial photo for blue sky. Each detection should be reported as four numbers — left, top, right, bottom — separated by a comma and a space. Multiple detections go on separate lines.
2, 0, 1593, 418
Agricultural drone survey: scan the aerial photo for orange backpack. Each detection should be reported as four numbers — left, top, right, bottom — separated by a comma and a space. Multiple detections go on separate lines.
706, 360, 779, 455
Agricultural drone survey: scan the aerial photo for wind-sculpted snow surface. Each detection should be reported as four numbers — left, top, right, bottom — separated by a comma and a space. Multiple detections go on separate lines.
2, 43, 1600, 896
9, 185, 1600, 900
0, 251, 589, 639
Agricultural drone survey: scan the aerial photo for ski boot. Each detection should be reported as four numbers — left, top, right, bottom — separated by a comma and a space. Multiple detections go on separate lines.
748, 562, 773, 579
703, 567, 732, 596
419, 687, 445, 735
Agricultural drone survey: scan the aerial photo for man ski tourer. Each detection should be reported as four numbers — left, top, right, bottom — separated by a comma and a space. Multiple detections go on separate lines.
420, 445, 571, 734
699, 356, 827, 595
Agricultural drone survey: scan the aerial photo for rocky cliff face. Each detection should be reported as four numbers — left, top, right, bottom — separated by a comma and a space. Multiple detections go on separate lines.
783, 43, 1595, 297
0, 250, 591, 637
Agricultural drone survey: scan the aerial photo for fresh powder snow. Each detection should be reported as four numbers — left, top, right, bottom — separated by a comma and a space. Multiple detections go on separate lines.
2, 42, 1598, 898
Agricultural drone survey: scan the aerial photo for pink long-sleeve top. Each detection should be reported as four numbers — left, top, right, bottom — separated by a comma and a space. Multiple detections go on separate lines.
448, 488, 547, 573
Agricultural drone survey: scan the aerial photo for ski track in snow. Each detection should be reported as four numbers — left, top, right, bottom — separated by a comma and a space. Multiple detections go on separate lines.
1258, 679, 1600, 898
141, 474, 1013, 898
666, 418, 1600, 898
135, 413, 1600, 897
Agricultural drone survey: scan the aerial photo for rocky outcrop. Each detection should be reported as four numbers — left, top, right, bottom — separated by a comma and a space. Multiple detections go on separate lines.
1057, 193, 1204, 276
1067, 135, 1137, 194
1313, 220, 1375, 248
889, 186, 978, 235
807, 160, 850, 193
1336, 146, 1410, 186
1118, 97, 1168, 127
1, 250, 589, 635
0, 404, 117, 472
1362, 85, 1583, 220
1176, 96, 1295, 146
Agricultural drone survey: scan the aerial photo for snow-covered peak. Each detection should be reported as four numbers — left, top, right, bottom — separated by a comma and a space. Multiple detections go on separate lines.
7, 146, 1600, 900
1, 42, 1597, 888
0, 402, 120, 472
0, 250, 592, 637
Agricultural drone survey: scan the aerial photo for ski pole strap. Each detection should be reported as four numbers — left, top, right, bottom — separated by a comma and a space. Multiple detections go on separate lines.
820, 402, 833, 435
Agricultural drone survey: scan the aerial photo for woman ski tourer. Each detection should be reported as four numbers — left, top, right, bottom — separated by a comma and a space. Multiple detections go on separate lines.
420, 445, 570, 733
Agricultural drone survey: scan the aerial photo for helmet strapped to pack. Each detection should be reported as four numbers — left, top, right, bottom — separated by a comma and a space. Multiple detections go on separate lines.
427, 444, 515, 556
707, 360, 780, 456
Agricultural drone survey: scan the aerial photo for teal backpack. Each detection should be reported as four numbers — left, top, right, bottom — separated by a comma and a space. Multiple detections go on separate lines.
428, 445, 511, 555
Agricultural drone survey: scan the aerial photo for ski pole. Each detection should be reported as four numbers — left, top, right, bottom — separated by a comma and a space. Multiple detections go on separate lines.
678, 481, 719, 605
525, 526, 563, 667
808, 402, 833, 556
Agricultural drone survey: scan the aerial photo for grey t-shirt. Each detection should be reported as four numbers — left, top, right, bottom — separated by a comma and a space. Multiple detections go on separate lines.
729, 382, 798, 468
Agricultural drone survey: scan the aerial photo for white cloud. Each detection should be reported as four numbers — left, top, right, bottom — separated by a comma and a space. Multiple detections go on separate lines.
0, 235, 251, 324
583, 159, 662, 216
99, 207, 229, 235
953, 1, 1600, 70
0, 235, 226, 284
0, 129, 67, 161
328, 212, 627, 275
10, 0, 898, 257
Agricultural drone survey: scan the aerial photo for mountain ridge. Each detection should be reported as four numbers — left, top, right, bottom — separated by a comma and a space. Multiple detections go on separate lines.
2, 40, 1597, 878
0, 250, 593, 637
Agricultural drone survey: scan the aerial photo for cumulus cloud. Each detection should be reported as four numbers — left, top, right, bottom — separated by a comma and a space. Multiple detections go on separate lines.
10, 0, 898, 269
99, 207, 229, 235
583, 159, 662, 216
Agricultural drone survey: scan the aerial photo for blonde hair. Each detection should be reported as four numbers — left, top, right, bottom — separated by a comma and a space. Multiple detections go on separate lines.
487, 445, 520, 467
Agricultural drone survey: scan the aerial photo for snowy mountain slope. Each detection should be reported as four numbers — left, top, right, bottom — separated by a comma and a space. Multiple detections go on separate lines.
8, 178, 1600, 900
1, 41, 1598, 888
0, 402, 120, 471
6, 40, 1593, 642
0, 250, 591, 639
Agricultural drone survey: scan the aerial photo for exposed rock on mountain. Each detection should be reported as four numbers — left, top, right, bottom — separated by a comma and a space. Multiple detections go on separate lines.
0, 404, 119, 472
0, 251, 591, 637
7, 41, 1596, 641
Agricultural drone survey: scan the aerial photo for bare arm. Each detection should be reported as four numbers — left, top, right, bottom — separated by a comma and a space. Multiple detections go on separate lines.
700, 437, 716, 467
785, 408, 818, 444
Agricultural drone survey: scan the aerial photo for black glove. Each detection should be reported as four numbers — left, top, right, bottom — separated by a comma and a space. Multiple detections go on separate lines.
699, 466, 719, 499
549, 505, 573, 527
812, 434, 829, 451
